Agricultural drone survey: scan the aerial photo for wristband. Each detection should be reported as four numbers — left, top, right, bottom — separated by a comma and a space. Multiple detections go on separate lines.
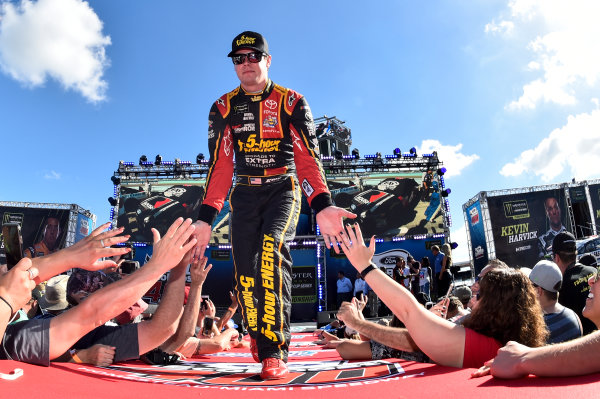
0, 296, 14, 315
69, 349, 83, 364
361, 263, 377, 279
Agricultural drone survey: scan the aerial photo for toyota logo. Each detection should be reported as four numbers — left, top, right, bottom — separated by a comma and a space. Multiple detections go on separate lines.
265, 99, 277, 110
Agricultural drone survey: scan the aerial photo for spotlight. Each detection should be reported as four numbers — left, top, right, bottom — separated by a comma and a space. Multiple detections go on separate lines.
441, 189, 451, 197
108, 197, 118, 206
451, 242, 459, 250
351, 148, 360, 159
437, 167, 447, 176
110, 176, 121, 185
139, 155, 147, 166
196, 153, 205, 163
155, 154, 162, 165
393, 148, 401, 158
410, 147, 417, 155
334, 150, 343, 160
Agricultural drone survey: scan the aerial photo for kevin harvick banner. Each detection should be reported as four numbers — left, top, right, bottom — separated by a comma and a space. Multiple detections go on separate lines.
486, 189, 570, 268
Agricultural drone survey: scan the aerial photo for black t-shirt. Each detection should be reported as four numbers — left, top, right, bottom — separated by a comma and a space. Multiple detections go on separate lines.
558, 262, 597, 335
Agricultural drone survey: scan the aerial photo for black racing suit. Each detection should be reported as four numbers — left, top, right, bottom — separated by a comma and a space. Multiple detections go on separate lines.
197, 80, 332, 362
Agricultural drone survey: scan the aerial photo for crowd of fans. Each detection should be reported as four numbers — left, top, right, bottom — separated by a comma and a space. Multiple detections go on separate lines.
2, 217, 600, 381
322, 225, 600, 378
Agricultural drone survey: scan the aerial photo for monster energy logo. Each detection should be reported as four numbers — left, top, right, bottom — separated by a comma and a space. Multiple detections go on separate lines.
503, 199, 530, 220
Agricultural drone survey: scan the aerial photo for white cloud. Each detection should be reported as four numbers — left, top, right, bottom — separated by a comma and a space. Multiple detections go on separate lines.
417, 140, 479, 178
484, 20, 514, 35
487, 0, 600, 110
44, 170, 61, 180
450, 223, 470, 263
0, 0, 111, 102
500, 107, 600, 181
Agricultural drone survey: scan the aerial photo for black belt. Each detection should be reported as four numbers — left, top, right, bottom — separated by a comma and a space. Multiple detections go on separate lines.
236, 174, 292, 185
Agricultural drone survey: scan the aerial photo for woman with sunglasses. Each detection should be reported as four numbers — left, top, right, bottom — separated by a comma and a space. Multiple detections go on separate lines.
337, 223, 548, 368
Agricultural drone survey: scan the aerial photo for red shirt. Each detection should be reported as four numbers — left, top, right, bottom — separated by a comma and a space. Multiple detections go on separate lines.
462, 327, 501, 368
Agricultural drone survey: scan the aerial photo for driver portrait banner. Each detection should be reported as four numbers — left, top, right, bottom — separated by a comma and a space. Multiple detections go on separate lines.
486, 189, 569, 267
0, 206, 70, 259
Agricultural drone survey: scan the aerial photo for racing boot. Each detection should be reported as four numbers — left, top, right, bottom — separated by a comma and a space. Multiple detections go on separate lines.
250, 338, 259, 363
260, 358, 288, 380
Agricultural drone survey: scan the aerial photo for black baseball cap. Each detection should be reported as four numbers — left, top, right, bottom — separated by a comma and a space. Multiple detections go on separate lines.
552, 231, 577, 254
228, 31, 269, 57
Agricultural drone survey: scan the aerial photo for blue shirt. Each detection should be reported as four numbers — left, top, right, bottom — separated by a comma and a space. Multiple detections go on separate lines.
433, 252, 444, 274
337, 277, 352, 293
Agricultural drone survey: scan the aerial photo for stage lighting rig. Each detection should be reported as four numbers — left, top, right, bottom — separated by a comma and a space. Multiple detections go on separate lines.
155, 154, 162, 166
196, 153, 205, 163
437, 167, 447, 176
393, 148, 401, 158
108, 197, 118, 206
110, 176, 121, 185
139, 155, 147, 166
441, 188, 451, 197
351, 148, 360, 159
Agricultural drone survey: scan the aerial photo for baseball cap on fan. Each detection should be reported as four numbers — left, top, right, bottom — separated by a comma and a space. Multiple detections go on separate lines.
552, 231, 577, 254
228, 31, 269, 57
529, 260, 563, 292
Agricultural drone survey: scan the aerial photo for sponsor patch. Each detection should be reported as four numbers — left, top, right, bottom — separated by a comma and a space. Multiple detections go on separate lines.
302, 179, 314, 197
263, 116, 278, 128
234, 103, 249, 114
265, 99, 277, 110
233, 123, 255, 134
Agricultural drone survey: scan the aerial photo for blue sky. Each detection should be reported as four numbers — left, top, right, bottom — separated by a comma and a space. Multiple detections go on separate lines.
2, 0, 599, 262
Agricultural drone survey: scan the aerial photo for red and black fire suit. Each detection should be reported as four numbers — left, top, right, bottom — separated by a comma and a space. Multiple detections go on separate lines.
197, 80, 332, 362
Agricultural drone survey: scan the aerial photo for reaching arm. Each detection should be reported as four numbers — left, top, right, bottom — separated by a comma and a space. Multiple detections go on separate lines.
339, 223, 465, 368
47, 218, 197, 360
31, 222, 131, 284
217, 291, 238, 331
162, 257, 211, 353
473, 332, 600, 379
0, 258, 38, 337
337, 300, 418, 352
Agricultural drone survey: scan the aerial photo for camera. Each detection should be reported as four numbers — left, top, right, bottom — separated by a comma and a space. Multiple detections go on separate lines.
200, 295, 210, 310
120, 260, 140, 275
203, 317, 214, 336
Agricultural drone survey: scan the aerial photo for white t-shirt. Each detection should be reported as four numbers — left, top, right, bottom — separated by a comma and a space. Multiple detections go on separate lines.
402, 266, 411, 288
419, 267, 430, 286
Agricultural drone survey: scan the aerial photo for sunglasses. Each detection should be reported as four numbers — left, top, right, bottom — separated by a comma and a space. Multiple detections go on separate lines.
231, 52, 265, 65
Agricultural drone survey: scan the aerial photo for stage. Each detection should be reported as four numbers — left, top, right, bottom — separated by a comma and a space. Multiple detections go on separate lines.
2, 330, 599, 398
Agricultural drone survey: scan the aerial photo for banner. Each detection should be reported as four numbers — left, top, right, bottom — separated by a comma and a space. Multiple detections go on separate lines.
465, 200, 489, 275
116, 181, 229, 244
486, 189, 569, 268
588, 184, 600, 235
75, 213, 94, 242
291, 266, 317, 304
0, 206, 70, 259
327, 172, 444, 239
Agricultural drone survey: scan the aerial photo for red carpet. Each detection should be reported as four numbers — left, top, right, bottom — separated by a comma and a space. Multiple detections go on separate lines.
2, 331, 600, 398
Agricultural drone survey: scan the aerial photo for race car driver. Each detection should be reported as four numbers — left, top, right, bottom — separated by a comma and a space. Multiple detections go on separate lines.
190, 31, 355, 380
25, 217, 61, 258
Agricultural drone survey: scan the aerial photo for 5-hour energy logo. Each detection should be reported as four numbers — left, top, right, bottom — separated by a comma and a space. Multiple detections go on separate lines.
238, 134, 280, 153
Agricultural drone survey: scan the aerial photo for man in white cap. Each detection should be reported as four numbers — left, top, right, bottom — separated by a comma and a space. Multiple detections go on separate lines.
38, 274, 70, 316
529, 260, 582, 344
